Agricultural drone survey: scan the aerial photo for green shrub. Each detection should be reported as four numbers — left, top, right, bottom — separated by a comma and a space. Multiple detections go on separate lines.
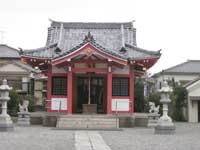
8, 89, 20, 116
170, 85, 187, 121
134, 78, 145, 112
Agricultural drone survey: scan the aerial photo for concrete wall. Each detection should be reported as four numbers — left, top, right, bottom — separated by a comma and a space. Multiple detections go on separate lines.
155, 74, 199, 90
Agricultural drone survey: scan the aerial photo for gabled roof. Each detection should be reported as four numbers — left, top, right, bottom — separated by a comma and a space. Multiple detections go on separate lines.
0, 44, 20, 59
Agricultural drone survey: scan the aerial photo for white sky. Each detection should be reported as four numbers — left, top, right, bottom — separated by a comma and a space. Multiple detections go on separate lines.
0, 0, 200, 74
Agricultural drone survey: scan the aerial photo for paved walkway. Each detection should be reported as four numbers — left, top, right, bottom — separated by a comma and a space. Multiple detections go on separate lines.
75, 131, 111, 150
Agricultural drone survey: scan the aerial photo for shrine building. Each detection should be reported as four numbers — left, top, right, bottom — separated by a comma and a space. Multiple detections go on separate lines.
21, 20, 161, 114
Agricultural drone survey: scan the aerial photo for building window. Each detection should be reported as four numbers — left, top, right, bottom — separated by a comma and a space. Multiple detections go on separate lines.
52, 77, 67, 95
112, 78, 129, 96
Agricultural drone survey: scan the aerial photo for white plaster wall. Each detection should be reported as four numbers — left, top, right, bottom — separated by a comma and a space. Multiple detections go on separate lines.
187, 80, 200, 122
112, 65, 129, 74
52, 66, 67, 73
51, 98, 67, 110
0, 64, 26, 72
188, 98, 198, 123
112, 99, 130, 111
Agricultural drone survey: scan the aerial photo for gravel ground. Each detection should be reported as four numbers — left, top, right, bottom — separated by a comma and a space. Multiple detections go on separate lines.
0, 126, 75, 150
1, 123, 200, 150
100, 123, 200, 150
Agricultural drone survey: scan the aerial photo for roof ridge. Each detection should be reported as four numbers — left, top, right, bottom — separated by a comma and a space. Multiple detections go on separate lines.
50, 19, 133, 24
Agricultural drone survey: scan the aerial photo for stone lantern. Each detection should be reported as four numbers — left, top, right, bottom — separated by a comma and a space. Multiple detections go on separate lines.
155, 80, 175, 134
0, 79, 14, 131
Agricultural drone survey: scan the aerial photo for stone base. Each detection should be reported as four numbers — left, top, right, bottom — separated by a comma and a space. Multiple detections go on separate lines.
17, 118, 30, 126
0, 115, 14, 132
148, 113, 159, 127
155, 125, 175, 135
148, 119, 158, 127
17, 112, 30, 126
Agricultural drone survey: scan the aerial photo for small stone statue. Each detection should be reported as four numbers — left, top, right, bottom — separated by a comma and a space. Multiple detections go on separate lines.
19, 100, 29, 112
17, 100, 30, 126
149, 102, 160, 114
148, 102, 160, 127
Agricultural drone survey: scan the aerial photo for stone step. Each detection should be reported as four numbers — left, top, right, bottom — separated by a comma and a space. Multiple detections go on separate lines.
56, 115, 119, 129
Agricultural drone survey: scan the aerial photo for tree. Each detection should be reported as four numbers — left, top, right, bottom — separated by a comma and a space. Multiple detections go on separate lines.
171, 84, 187, 121
134, 78, 145, 112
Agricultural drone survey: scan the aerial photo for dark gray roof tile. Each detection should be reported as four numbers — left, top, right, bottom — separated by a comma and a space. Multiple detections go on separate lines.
0, 44, 20, 59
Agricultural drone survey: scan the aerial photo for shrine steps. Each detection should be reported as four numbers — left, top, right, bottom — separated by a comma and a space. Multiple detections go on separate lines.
56, 115, 119, 130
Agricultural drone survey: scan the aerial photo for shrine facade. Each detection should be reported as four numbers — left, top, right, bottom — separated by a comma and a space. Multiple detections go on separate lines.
21, 20, 161, 114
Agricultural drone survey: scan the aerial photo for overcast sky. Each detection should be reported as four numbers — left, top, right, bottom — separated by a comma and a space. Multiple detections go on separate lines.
0, 0, 199, 74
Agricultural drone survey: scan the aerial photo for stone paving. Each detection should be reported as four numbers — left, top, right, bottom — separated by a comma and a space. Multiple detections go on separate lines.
0, 126, 75, 150
0, 123, 200, 150
100, 123, 200, 150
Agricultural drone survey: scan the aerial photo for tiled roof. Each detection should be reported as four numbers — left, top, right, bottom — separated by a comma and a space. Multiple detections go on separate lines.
153, 60, 200, 77
53, 32, 127, 60
22, 21, 161, 61
21, 43, 58, 58
22, 33, 161, 61
46, 21, 137, 52
0, 44, 20, 59
22, 32, 160, 61
125, 44, 161, 59
164, 60, 200, 74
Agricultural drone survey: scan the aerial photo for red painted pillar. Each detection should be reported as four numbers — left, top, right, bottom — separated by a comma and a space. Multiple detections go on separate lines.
129, 64, 134, 113
67, 66, 72, 114
107, 65, 112, 114
47, 64, 52, 112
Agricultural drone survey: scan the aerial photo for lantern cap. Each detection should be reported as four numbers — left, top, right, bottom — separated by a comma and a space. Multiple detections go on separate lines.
0, 79, 12, 91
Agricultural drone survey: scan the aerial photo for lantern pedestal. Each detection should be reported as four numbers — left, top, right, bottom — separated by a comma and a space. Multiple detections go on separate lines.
0, 115, 14, 131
